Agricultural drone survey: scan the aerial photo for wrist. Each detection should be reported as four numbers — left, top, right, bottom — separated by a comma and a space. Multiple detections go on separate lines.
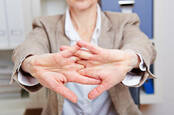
124, 49, 140, 69
21, 55, 34, 74
133, 54, 140, 68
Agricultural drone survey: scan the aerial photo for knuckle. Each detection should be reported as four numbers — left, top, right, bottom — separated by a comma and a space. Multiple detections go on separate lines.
52, 53, 58, 61
69, 57, 77, 63
75, 51, 80, 57
48, 81, 58, 90
91, 55, 98, 60
51, 85, 57, 91
79, 64, 85, 69
53, 53, 62, 64
60, 46, 65, 50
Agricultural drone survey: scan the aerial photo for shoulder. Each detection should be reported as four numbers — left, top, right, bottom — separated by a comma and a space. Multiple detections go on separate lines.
103, 11, 140, 26
31, 14, 64, 29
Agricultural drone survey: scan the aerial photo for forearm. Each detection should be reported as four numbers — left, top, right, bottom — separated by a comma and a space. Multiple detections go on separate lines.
123, 49, 141, 69
11, 18, 50, 92
119, 14, 156, 81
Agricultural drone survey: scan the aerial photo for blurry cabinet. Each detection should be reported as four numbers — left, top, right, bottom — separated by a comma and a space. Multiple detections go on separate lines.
0, 0, 25, 100
101, 0, 121, 12
101, 0, 153, 38
0, 1, 47, 114
0, 0, 25, 50
31, 0, 67, 17
0, 0, 8, 49
41, 0, 67, 16
6, 0, 25, 48
133, 0, 153, 38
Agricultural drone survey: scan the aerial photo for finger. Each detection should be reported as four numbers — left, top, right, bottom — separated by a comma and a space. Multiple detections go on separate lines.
66, 56, 80, 63
63, 64, 85, 70
60, 45, 80, 58
39, 72, 77, 103
53, 74, 78, 103
60, 45, 71, 51
54, 82, 78, 103
77, 41, 101, 54
78, 68, 99, 79
76, 60, 88, 67
88, 82, 109, 100
65, 71, 101, 85
60, 56, 79, 66
77, 60, 100, 67
75, 50, 94, 60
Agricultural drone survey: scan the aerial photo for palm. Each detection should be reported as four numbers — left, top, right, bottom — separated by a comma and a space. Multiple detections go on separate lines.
79, 63, 130, 100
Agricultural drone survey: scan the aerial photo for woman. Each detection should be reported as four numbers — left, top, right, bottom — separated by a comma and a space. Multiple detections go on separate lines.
12, 0, 156, 115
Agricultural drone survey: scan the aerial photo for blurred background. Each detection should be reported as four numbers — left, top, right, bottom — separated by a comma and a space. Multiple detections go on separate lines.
0, 0, 173, 115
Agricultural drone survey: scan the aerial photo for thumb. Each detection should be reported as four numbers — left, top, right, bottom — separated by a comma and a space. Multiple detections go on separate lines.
60, 45, 80, 58
60, 45, 72, 51
56, 84, 78, 103
77, 41, 101, 54
88, 82, 109, 100
54, 77, 78, 103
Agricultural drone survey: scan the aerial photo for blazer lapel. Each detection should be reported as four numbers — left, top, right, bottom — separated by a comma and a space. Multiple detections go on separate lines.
56, 12, 116, 51
56, 14, 71, 52
98, 12, 115, 49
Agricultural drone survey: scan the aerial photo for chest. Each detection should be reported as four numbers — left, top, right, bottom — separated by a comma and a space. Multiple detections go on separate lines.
48, 28, 122, 53
77, 29, 94, 42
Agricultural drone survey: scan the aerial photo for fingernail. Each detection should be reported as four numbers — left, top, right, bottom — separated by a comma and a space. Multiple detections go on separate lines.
79, 70, 84, 73
73, 98, 78, 103
71, 57, 77, 61
88, 93, 95, 100
97, 80, 101, 84
71, 96, 78, 103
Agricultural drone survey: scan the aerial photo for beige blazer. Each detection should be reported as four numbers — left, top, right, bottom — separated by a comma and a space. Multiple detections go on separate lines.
11, 11, 157, 115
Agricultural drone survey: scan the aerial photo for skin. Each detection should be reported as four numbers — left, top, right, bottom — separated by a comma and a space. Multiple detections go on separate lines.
22, 0, 140, 102
22, 46, 101, 103
60, 41, 140, 100
66, 0, 98, 42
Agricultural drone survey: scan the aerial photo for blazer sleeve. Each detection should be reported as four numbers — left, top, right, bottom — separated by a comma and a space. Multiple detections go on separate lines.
11, 18, 50, 92
120, 14, 157, 87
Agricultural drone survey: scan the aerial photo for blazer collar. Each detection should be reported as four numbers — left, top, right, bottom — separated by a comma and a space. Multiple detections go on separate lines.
98, 12, 115, 49
56, 11, 114, 49
100, 11, 113, 32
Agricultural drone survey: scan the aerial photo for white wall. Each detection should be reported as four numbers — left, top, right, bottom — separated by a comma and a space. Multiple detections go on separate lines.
41, 0, 67, 16
143, 1, 174, 115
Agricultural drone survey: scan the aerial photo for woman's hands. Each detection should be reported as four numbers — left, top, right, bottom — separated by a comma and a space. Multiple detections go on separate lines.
61, 41, 141, 100
21, 45, 101, 103
61, 41, 140, 68
21, 40, 140, 102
